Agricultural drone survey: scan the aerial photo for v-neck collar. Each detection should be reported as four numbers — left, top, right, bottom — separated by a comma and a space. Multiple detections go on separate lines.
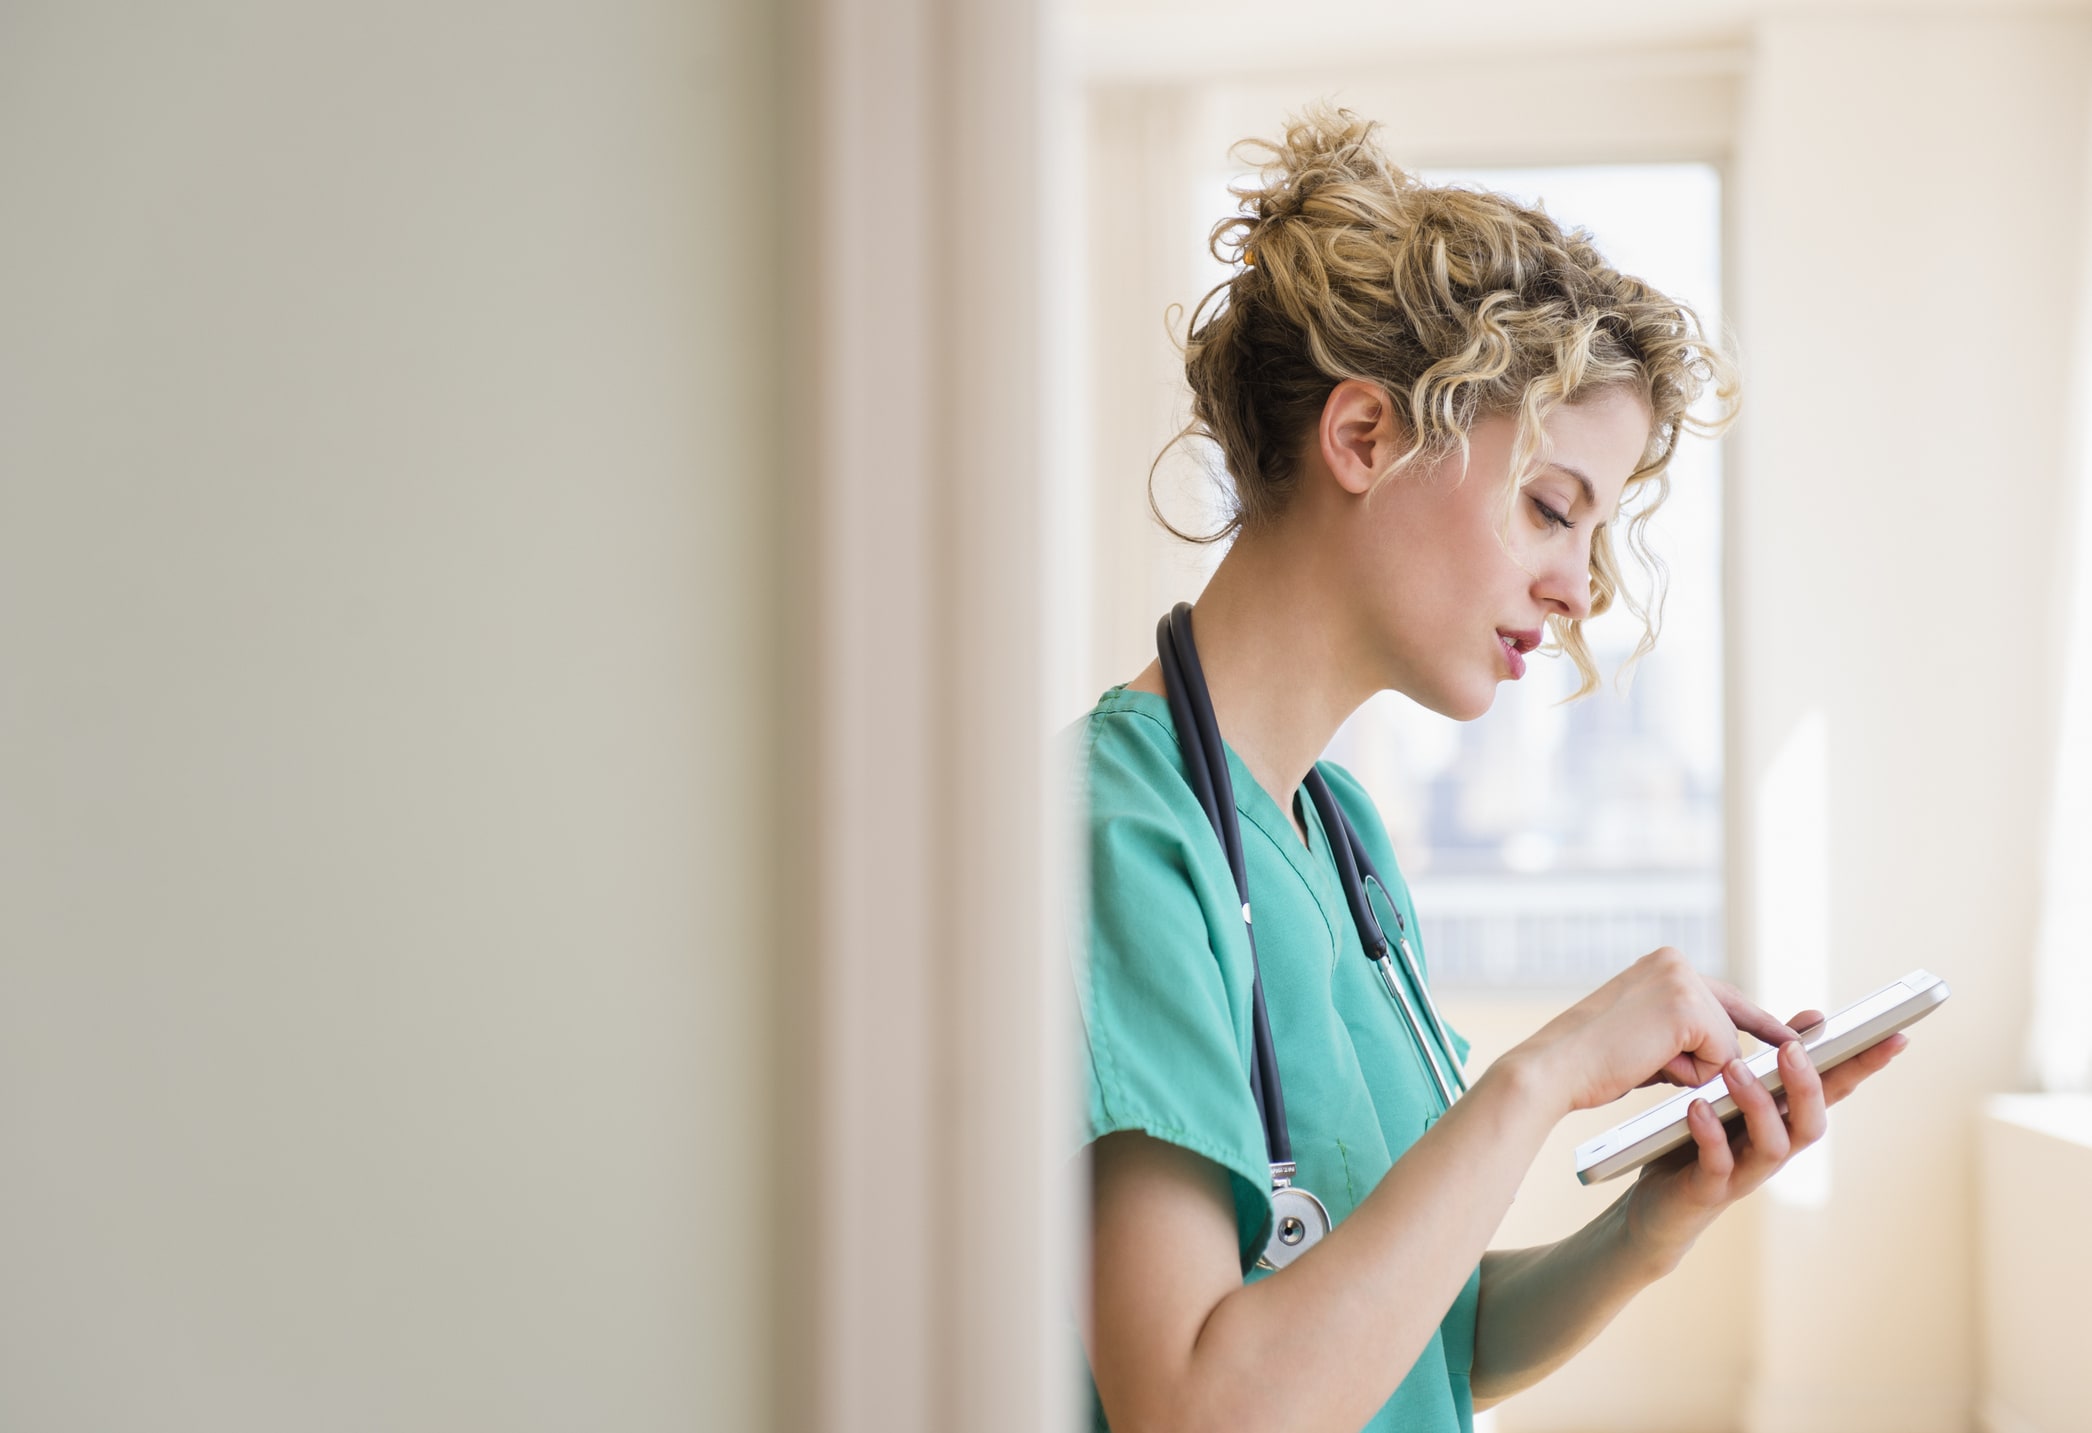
1105, 686, 1348, 949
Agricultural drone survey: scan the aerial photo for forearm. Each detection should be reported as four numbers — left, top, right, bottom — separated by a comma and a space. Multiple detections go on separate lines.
1174, 1055, 1564, 1433
1468, 1184, 1691, 1406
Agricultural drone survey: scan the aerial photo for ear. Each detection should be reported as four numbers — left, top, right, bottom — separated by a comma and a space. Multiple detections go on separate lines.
1317, 379, 1399, 497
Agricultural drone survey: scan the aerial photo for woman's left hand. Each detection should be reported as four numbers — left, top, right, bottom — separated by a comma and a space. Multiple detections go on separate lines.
1625, 1009, 1910, 1257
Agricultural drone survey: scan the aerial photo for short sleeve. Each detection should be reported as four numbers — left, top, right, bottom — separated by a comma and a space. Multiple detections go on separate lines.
1074, 709, 1274, 1269
1316, 760, 1469, 1064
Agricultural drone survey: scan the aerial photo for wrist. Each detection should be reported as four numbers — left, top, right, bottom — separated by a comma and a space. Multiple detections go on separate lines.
1477, 1044, 1577, 1128
1619, 1178, 1707, 1278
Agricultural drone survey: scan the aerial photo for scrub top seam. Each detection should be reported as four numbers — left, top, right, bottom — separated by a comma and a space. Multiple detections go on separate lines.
1087, 1114, 1267, 1191
1076, 711, 1132, 1125
1083, 699, 1178, 747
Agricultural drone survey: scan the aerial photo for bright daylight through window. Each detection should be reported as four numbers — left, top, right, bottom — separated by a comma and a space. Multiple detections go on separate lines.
1322, 163, 1727, 989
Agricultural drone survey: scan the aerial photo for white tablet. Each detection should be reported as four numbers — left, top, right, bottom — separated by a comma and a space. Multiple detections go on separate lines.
1572, 969, 1950, 1185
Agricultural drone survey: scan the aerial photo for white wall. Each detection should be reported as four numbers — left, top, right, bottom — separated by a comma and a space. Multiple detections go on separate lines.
1732, 16, 2092, 1431
0, 3, 784, 1428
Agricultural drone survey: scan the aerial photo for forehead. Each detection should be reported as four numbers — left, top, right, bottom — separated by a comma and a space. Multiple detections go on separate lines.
1533, 390, 1652, 509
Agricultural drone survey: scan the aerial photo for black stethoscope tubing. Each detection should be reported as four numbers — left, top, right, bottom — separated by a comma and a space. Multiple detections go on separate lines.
1157, 602, 1295, 1167
1155, 603, 1468, 1186
1303, 775, 1467, 1108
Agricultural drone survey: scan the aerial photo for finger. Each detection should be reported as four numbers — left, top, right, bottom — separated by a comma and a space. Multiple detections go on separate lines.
1725, 1057, 1790, 1174
1778, 1040, 1828, 1148
1710, 980, 1800, 1048
1819, 1034, 1908, 1106
1657, 1052, 1714, 1087
1785, 1009, 1826, 1037
1686, 1097, 1734, 1181
1674, 1050, 1731, 1087
1642, 1044, 1726, 1089
1686, 985, 1744, 1076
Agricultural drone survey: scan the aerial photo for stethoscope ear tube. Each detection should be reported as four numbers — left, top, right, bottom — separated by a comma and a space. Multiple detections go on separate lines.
1306, 772, 1467, 1104
1157, 604, 1292, 1171
1305, 768, 1390, 957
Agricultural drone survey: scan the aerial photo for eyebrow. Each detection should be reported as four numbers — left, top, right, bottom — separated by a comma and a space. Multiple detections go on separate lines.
1544, 461, 1597, 510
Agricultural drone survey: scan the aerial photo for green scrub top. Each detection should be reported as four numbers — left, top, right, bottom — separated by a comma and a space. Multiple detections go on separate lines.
1074, 686, 1479, 1433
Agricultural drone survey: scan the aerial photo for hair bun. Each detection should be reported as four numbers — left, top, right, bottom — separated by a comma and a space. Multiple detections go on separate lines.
1225, 106, 1411, 262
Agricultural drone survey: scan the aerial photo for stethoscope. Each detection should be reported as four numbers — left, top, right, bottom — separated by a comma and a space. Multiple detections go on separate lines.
1155, 602, 1468, 1271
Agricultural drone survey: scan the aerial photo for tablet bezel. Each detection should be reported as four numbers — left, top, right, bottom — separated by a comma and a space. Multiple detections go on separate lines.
1571, 969, 1949, 1185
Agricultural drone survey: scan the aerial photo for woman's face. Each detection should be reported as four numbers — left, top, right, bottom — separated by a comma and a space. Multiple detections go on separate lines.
1350, 388, 1650, 721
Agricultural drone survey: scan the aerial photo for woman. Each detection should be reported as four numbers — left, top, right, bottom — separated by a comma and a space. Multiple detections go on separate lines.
1075, 108, 1906, 1432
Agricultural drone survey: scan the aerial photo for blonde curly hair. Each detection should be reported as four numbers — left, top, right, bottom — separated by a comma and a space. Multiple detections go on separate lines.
1167, 105, 1739, 697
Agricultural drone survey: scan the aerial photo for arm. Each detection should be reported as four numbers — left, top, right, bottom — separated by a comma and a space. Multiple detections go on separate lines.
1469, 1190, 1668, 1410
1084, 948, 1752, 1433
1468, 1020, 1911, 1407
1087, 1052, 1562, 1433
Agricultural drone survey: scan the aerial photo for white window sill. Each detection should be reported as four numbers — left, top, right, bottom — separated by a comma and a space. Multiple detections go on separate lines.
1983, 1092, 2092, 1148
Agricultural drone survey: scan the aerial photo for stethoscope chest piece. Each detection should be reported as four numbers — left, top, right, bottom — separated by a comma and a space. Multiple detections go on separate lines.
1256, 1165, 1333, 1272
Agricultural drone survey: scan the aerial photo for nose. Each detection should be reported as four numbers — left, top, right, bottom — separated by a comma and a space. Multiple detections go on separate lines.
1535, 544, 1595, 622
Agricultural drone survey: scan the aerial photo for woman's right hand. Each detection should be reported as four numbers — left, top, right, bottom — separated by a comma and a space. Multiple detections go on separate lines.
1508, 947, 1797, 1115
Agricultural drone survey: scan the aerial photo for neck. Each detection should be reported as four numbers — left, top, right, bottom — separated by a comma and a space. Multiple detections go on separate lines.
1175, 530, 1377, 832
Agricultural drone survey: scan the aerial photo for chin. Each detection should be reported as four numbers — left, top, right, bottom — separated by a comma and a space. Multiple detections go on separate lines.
1420, 680, 1499, 723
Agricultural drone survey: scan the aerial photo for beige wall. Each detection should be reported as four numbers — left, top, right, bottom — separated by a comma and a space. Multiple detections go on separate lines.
803, 0, 1075, 1422
0, 2, 787, 1428
2, 3, 1079, 1429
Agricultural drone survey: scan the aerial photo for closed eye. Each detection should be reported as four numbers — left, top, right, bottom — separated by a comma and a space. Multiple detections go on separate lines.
1530, 496, 1576, 531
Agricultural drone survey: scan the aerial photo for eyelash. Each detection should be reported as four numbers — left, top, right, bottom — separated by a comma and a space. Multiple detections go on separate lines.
1531, 497, 1576, 531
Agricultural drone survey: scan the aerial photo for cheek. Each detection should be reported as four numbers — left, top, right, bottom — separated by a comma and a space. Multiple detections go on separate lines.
1362, 483, 1524, 617
1458, 522, 1531, 598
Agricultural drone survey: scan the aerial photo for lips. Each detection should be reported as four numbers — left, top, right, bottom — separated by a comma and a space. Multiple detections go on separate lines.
1496, 628, 1541, 680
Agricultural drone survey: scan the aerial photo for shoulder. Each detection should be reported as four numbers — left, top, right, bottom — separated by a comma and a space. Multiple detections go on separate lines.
1064, 685, 1242, 1016
1070, 687, 1181, 781
1065, 688, 1204, 834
